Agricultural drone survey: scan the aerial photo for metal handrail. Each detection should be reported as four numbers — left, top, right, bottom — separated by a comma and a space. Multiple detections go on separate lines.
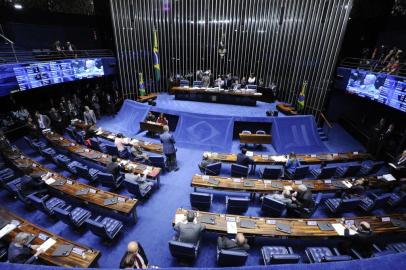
340, 57, 406, 76
0, 33, 18, 63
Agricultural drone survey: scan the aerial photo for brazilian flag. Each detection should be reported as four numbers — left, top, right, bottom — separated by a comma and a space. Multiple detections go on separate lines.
297, 80, 307, 112
138, 72, 146, 97
153, 30, 160, 83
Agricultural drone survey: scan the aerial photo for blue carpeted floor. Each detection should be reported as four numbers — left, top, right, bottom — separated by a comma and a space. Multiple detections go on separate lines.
2, 97, 403, 269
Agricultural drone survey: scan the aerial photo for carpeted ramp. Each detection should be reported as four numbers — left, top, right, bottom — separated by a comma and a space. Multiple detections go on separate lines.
100, 99, 149, 136
174, 112, 234, 152
272, 115, 328, 154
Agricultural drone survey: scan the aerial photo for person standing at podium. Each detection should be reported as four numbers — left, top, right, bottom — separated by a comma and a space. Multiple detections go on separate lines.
156, 113, 168, 126
160, 125, 178, 172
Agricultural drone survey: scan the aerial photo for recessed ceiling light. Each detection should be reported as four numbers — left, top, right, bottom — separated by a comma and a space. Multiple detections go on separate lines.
14, 3, 23, 9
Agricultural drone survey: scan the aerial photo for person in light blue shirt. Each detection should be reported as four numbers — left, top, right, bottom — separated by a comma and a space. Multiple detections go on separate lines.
285, 152, 301, 170
160, 125, 178, 172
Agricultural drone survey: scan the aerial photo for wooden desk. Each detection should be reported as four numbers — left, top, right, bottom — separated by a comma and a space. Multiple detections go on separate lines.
171, 86, 262, 106
0, 207, 100, 268
276, 103, 298, 115
174, 208, 406, 238
239, 133, 272, 144
137, 93, 158, 103
2, 147, 138, 221
42, 131, 161, 186
72, 120, 163, 154
191, 174, 393, 194
203, 151, 372, 165
140, 121, 165, 134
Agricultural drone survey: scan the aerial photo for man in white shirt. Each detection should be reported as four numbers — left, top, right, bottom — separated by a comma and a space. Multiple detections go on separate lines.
114, 133, 127, 152
248, 73, 256, 84
83, 106, 97, 126
35, 111, 51, 130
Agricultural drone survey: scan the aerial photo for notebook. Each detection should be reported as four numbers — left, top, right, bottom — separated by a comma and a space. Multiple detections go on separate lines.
51, 179, 66, 186
52, 244, 74, 257
38, 238, 57, 253
276, 222, 291, 234
200, 215, 216, 225
332, 181, 348, 189
75, 188, 90, 196
104, 197, 119, 206
243, 181, 254, 187
304, 183, 315, 189
271, 182, 283, 188
208, 178, 220, 185
391, 219, 406, 228
317, 221, 335, 231
240, 219, 257, 229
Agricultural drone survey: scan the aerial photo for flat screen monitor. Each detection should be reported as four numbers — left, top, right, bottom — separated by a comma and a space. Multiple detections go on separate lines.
346, 69, 406, 112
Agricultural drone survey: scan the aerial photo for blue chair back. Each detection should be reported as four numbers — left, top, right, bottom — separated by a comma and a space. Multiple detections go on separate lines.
231, 164, 249, 178
193, 81, 203, 87
123, 180, 143, 198
205, 162, 222, 176
340, 197, 363, 211
105, 144, 119, 156
365, 162, 385, 175
190, 192, 212, 210
374, 193, 392, 208
217, 249, 248, 266
261, 166, 283, 179
342, 164, 361, 177
54, 207, 72, 226
75, 165, 93, 180
226, 196, 250, 214
180, 80, 190, 87
317, 167, 337, 179
168, 240, 198, 260
290, 166, 309, 179
149, 156, 166, 168
261, 197, 287, 216
97, 172, 117, 188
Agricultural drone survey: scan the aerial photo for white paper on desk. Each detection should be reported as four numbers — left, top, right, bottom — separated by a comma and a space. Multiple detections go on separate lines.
227, 222, 238, 234
175, 214, 186, 224
0, 223, 17, 239
107, 135, 115, 139
332, 223, 357, 236
264, 180, 272, 185
261, 155, 268, 159
342, 181, 353, 188
310, 154, 317, 158
382, 174, 396, 182
202, 175, 209, 181
131, 139, 139, 144
270, 155, 288, 162
388, 163, 397, 169
233, 178, 242, 183
44, 177, 56, 185
246, 151, 254, 157
96, 131, 103, 135
38, 238, 57, 252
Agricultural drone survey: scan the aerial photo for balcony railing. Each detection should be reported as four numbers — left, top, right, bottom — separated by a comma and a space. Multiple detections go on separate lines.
340, 57, 406, 77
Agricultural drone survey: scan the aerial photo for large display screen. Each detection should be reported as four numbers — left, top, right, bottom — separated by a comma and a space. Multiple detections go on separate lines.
13, 58, 104, 91
346, 69, 406, 112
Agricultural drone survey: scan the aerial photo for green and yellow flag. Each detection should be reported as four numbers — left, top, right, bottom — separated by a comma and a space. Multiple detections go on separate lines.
138, 72, 146, 97
153, 30, 160, 83
297, 80, 307, 111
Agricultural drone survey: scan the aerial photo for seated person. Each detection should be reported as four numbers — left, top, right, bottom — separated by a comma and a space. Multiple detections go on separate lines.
156, 113, 168, 126
285, 152, 301, 170
119, 241, 149, 269
337, 178, 368, 199
125, 173, 153, 190
107, 156, 123, 179
341, 221, 374, 257
217, 233, 250, 251
289, 184, 314, 209
114, 133, 129, 155
145, 112, 156, 122
83, 128, 96, 148
130, 145, 149, 163
8, 232, 45, 264
263, 186, 293, 204
236, 148, 253, 167
21, 175, 48, 197
393, 149, 406, 168
173, 211, 205, 244
198, 153, 216, 173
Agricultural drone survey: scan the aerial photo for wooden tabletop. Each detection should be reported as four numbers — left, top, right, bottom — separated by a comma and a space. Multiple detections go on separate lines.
43, 130, 161, 179
276, 103, 298, 115
174, 208, 406, 238
239, 133, 272, 144
139, 121, 165, 134
2, 147, 137, 216
202, 151, 372, 165
72, 120, 163, 154
171, 86, 263, 97
0, 206, 100, 268
137, 93, 158, 103
191, 174, 393, 193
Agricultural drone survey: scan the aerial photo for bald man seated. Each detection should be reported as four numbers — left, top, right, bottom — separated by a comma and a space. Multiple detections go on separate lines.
119, 241, 149, 269
217, 233, 250, 251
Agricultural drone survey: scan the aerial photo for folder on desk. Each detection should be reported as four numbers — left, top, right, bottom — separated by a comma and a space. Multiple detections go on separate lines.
51, 179, 66, 186
0, 223, 17, 239
304, 183, 314, 189
271, 182, 283, 188
227, 222, 237, 234
276, 222, 292, 234
332, 181, 348, 189
208, 178, 220, 186
38, 238, 57, 253
75, 188, 89, 196
52, 244, 74, 257
317, 221, 335, 231
391, 219, 406, 228
104, 197, 119, 206
74, 149, 84, 153
200, 215, 216, 225
240, 219, 257, 229
243, 181, 254, 187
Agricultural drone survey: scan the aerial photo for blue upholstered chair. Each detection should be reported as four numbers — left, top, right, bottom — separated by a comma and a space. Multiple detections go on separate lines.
336, 164, 361, 178
324, 197, 363, 213
217, 247, 248, 266
387, 191, 406, 207
39, 147, 57, 161
311, 166, 337, 179
285, 166, 310, 179
226, 196, 250, 214
75, 164, 100, 183
261, 246, 301, 265
90, 138, 107, 153
261, 196, 287, 217
193, 81, 203, 87
290, 192, 323, 218
359, 161, 385, 176
54, 205, 92, 228
179, 80, 190, 87
0, 168, 15, 185
105, 144, 119, 157
305, 247, 352, 263
123, 178, 153, 199
202, 162, 222, 176
26, 193, 66, 215
52, 154, 71, 168
86, 216, 123, 240
64, 160, 83, 175
190, 192, 212, 210
168, 240, 200, 261
4, 176, 24, 194
259, 166, 283, 179
359, 192, 392, 212
387, 242, 406, 253
97, 172, 124, 189
149, 156, 166, 169
231, 164, 249, 178
24, 136, 47, 151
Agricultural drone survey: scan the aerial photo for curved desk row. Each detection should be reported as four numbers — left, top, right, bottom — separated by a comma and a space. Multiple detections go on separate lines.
2, 147, 138, 220
42, 130, 161, 186
0, 206, 100, 268
174, 208, 406, 238
71, 120, 163, 154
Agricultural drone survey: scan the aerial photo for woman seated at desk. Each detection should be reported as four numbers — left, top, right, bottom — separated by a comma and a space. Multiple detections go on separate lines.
156, 113, 168, 126
285, 152, 301, 169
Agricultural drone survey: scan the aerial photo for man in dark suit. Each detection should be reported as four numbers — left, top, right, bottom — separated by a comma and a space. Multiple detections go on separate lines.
290, 184, 314, 209
217, 233, 250, 251
49, 107, 63, 133
174, 211, 205, 244
236, 148, 253, 167
106, 156, 122, 179
119, 241, 149, 269
160, 125, 178, 171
